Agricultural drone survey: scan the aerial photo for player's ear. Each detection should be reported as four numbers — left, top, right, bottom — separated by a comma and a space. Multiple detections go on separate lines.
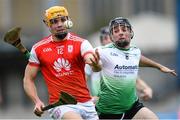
130, 30, 134, 39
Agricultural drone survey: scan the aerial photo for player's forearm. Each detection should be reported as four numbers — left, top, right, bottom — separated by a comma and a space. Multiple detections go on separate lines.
136, 79, 143, 92
23, 78, 41, 104
139, 55, 164, 70
136, 79, 150, 92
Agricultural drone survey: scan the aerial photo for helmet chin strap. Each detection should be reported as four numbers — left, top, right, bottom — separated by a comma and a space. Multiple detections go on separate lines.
55, 32, 67, 40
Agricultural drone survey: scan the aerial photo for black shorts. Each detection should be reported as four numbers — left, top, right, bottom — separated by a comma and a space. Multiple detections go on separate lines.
98, 100, 144, 119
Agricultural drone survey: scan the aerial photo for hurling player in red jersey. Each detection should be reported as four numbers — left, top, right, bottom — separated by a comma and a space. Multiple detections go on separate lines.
23, 6, 101, 119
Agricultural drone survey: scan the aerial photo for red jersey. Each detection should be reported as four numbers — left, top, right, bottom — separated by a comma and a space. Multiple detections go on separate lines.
29, 33, 93, 103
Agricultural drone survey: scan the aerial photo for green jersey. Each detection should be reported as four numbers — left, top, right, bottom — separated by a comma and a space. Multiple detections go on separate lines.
96, 43, 141, 114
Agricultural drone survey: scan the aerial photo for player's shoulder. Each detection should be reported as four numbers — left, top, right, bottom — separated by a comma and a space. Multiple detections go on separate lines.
96, 43, 114, 54
94, 46, 102, 50
129, 45, 141, 53
101, 43, 114, 49
67, 32, 85, 42
129, 45, 140, 51
32, 35, 52, 49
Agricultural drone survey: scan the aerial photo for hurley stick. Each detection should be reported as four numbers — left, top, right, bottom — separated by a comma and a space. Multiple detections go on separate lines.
3, 27, 30, 59
42, 91, 77, 111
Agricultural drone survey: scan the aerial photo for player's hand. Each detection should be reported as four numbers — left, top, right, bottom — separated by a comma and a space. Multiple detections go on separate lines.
89, 49, 102, 72
91, 96, 99, 104
33, 100, 45, 117
159, 66, 177, 76
139, 87, 153, 101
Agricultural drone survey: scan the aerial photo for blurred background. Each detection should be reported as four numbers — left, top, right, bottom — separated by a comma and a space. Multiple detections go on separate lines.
0, 0, 180, 119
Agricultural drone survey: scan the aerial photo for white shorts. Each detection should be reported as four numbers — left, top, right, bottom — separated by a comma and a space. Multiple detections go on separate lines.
48, 99, 99, 120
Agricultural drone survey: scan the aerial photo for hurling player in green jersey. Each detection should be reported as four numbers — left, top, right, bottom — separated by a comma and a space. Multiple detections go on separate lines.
95, 17, 177, 120
86, 26, 153, 102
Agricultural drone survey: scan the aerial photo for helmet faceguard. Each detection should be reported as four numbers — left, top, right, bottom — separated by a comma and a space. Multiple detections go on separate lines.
109, 17, 134, 39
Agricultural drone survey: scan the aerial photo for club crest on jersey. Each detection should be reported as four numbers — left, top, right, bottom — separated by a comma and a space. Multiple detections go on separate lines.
125, 53, 129, 60
68, 45, 73, 53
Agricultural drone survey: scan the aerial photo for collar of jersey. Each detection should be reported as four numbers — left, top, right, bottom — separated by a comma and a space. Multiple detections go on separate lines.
50, 33, 70, 42
113, 43, 130, 51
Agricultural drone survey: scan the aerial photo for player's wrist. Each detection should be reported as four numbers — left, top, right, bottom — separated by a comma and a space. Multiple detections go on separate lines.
92, 63, 102, 72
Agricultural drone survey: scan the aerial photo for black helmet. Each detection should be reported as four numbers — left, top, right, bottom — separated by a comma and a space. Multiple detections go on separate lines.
109, 17, 133, 38
100, 26, 109, 40
109, 17, 132, 32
